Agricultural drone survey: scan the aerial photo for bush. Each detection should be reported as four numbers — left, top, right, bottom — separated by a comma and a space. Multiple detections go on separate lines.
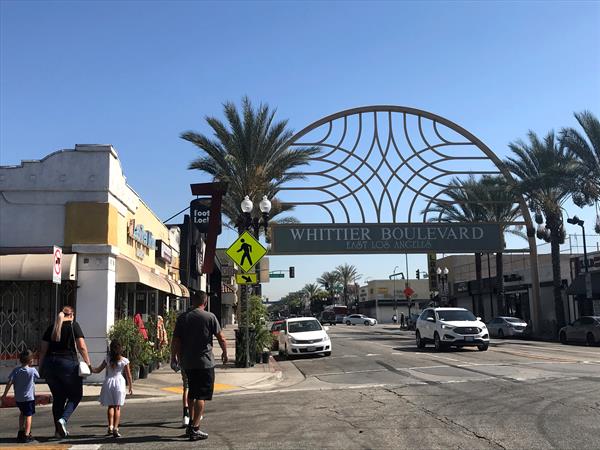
249, 295, 273, 353
108, 318, 146, 372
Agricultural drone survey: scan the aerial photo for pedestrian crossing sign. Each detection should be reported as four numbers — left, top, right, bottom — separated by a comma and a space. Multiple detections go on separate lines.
225, 231, 267, 273
235, 273, 258, 285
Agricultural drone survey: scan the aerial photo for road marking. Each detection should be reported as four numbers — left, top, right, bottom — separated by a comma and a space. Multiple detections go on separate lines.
366, 353, 380, 356
501, 343, 600, 356
70, 446, 102, 450
162, 383, 238, 394
312, 368, 387, 377
415, 352, 463, 362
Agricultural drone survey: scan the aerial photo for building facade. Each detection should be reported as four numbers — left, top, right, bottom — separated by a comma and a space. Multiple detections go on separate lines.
0, 145, 191, 381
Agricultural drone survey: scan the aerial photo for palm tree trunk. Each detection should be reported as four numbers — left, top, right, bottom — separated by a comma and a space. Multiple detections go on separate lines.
496, 252, 504, 315
550, 231, 566, 330
475, 252, 484, 317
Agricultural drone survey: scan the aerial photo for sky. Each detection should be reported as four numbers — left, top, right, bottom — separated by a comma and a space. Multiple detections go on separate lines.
1, 1, 599, 301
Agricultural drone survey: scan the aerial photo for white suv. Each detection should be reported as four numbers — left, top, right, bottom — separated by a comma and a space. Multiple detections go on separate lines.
416, 307, 489, 351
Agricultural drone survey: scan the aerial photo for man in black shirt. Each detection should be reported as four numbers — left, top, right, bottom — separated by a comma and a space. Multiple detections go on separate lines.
171, 291, 227, 441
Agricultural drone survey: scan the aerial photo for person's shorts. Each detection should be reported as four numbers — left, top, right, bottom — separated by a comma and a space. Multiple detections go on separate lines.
181, 369, 188, 389
184, 368, 215, 401
16, 400, 35, 417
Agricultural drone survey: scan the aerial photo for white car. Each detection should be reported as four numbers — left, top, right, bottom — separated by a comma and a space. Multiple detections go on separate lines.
343, 314, 377, 326
278, 317, 332, 357
416, 307, 489, 351
487, 316, 528, 338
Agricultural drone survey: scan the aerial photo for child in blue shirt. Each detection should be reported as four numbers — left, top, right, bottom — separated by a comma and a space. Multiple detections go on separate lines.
1, 349, 40, 443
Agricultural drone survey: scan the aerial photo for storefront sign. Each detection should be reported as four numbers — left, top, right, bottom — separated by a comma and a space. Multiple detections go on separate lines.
190, 198, 221, 234
428, 252, 438, 292
270, 223, 503, 254
156, 240, 173, 263
127, 219, 156, 250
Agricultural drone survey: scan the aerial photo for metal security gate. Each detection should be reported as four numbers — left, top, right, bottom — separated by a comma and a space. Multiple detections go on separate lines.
0, 281, 76, 357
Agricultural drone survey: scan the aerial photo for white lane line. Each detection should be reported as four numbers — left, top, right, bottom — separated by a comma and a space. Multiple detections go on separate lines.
498, 343, 600, 356
70, 445, 102, 450
415, 352, 464, 362
313, 368, 388, 377
366, 353, 380, 357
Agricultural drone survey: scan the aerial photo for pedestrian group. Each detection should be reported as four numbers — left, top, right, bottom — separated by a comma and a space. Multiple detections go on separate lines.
1, 290, 226, 444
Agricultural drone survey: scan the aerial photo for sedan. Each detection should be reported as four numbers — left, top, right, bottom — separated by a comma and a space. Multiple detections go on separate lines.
487, 316, 528, 338
278, 317, 332, 357
559, 316, 600, 346
343, 314, 377, 326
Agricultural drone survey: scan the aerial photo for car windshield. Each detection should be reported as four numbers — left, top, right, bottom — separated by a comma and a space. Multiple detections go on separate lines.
505, 318, 523, 323
437, 310, 477, 322
288, 320, 322, 333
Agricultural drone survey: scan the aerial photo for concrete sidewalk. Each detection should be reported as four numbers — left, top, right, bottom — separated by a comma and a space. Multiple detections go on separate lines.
0, 326, 283, 408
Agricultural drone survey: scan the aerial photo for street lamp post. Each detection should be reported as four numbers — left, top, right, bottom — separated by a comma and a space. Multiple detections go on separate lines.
236, 195, 271, 368
437, 267, 449, 306
393, 265, 399, 324
567, 215, 592, 301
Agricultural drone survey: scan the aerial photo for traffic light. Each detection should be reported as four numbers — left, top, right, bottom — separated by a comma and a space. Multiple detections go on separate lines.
289, 266, 295, 278
416, 269, 420, 279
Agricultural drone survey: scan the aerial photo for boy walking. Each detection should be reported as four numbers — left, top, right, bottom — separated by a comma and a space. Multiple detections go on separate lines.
1, 350, 40, 443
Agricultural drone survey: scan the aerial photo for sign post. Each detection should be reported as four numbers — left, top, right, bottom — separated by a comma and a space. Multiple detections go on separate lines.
53, 246, 62, 315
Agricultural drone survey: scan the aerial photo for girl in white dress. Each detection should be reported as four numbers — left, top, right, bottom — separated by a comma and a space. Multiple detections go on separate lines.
92, 340, 133, 437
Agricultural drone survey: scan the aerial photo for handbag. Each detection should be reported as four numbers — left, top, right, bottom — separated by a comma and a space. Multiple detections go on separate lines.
71, 321, 91, 378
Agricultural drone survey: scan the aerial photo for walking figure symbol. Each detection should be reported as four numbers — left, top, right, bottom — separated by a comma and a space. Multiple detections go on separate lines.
237, 238, 253, 266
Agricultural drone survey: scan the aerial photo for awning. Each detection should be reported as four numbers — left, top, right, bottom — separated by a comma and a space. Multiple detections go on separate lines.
0, 254, 77, 281
116, 256, 189, 297
567, 272, 600, 297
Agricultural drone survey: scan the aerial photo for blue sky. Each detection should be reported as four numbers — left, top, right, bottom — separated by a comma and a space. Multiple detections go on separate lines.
1, 1, 599, 301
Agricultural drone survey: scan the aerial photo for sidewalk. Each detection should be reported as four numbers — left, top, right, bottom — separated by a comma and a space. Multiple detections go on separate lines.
0, 326, 283, 408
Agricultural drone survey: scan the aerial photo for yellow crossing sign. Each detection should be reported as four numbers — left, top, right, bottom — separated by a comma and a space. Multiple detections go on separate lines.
235, 273, 258, 285
225, 231, 267, 273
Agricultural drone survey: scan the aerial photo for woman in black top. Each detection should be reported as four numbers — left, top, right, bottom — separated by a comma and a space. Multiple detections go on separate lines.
39, 305, 92, 438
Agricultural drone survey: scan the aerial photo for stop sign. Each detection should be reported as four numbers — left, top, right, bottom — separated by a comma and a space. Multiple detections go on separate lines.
403, 286, 415, 297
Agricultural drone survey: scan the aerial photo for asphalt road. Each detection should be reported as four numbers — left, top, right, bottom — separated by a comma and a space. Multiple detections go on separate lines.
2, 325, 599, 449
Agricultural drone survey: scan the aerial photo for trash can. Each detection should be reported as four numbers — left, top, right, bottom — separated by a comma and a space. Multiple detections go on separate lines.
235, 327, 256, 368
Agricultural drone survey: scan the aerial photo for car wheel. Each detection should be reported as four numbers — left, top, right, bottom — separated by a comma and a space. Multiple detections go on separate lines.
560, 331, 567, 344
324, 351, 331, 356
586, 332, 596, 346
346, 320, 351, 325
478, 343, 489, 351
434, 332, 445, 352
364, 320, 370, 326
371, 322, 375, 326
498, 329, 504, 339
416, 330, 425, 349
278, 346, 283, 357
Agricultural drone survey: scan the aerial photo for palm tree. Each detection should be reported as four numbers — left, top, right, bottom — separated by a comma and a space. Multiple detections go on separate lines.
426, 176, 490, 317
560, 110, 600, 207
182, 96, 320, 229
476, 176, 525, 315
317, 271, 341, 305
505, 131, 578, 329
303, 283, 323, 313
334, 264, 361, 307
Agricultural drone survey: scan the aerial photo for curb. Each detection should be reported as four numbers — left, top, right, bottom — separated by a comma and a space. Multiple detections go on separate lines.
268, 355, 283, 380
0, 393, 52, 409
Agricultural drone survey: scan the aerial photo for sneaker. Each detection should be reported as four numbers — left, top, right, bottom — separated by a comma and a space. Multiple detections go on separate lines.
16, 430, 25, 443
113, 428, 121, 438
24, 434, 36, 443
57, 418, 68, 437
182, 415, 190, 428
189, 428, 208, 441
184, 424, 192, 437
106, 427, 113, 436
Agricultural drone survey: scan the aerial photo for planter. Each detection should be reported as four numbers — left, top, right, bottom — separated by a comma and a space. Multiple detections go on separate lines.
147, 363, 153, 374
139, 365, 149, 379
261, 351, 271, 364
131, 366, 139, 381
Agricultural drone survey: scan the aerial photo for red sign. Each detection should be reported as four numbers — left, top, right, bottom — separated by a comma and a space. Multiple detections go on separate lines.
403, 286, 415, 298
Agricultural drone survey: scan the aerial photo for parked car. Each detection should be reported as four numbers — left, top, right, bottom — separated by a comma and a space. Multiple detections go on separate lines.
318, 310, 337, 325
559, 316, 600, 346
343, 314, 377, 326
487, 316, 528, 338
278, 317, 332, 358
416, 307, 489, 351
270, 320, 285, 350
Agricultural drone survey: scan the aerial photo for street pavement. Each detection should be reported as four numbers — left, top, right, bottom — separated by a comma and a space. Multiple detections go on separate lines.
1, 324, 599, 449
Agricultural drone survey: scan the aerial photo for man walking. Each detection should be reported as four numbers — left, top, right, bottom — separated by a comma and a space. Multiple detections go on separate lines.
171, 291, 228, 441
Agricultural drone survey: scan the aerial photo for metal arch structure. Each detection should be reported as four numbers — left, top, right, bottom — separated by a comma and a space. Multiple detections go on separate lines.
280, 105, 542, 332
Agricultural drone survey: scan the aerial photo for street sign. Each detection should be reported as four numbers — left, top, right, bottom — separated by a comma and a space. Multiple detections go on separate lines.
225, 231, 267, 273
235, 273, 258, 284
269, 273, 285, 278
53, 245, 62, 285
403, 286, 415, 298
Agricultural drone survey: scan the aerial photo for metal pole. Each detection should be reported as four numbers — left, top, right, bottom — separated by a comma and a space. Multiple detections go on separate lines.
582, 224, 593, 303
55, 284, 59, 316
487, 253, 493, 319
245, 285, 250, 367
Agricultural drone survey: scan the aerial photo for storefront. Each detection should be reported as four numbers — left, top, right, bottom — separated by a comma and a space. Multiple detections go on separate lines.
0, 145, 191, 381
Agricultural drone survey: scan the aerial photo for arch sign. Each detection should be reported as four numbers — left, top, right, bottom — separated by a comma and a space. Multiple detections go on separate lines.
270, 223, 502, 255
273, 105, 542, 331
